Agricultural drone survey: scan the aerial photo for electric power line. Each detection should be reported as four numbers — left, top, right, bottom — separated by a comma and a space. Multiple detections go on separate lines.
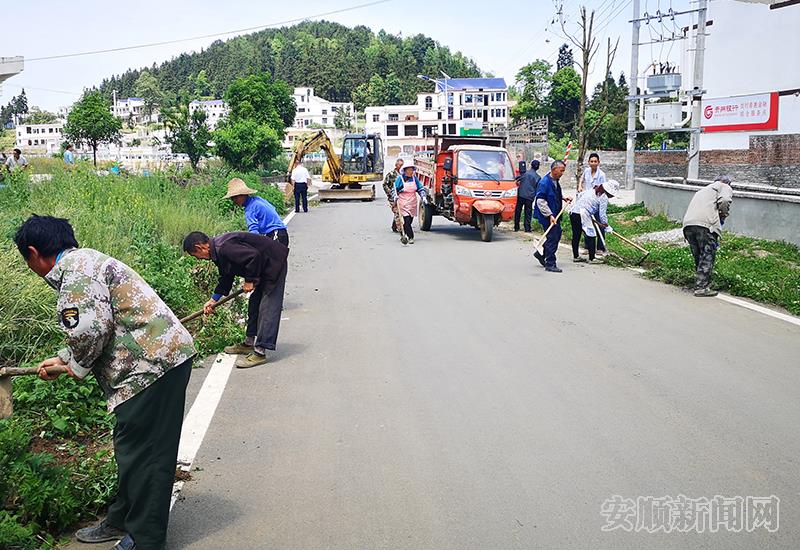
25, 0, 393, 63
5, 83, 80, 95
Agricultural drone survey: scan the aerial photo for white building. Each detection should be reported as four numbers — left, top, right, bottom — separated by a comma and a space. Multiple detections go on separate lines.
188, 99, 229, 129
292, 87, 354, 129
111, 97, 159, 125
364, 77, 510, 161
16, 122, 64, 154
679, 0, 800, 153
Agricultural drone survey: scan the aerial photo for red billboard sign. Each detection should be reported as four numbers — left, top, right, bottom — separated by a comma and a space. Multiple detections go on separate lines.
701, 92, 779, 133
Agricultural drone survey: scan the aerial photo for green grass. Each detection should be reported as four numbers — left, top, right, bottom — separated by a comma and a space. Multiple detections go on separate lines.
0, 166, 286, 546
563, 202, 800, 315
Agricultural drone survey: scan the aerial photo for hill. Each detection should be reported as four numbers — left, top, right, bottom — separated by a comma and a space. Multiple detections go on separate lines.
98, 20, 482, 107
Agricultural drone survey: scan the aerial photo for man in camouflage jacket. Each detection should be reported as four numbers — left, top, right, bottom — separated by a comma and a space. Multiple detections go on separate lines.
383, 157, 407, 244
15, 215, 196, 550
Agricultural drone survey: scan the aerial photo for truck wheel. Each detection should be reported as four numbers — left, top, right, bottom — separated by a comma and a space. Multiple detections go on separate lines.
480, 213, 494, 242
420, 203, 434, 231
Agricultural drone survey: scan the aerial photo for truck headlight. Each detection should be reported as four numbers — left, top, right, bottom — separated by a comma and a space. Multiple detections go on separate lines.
502, 187, 518, 198
455, 185, 473, 197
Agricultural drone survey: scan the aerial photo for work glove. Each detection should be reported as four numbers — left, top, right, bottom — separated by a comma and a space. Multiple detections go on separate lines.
605, 226, 614, 234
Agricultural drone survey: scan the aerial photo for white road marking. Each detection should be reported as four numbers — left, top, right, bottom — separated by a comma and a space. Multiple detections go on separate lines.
171, 353, 236, 510
171, 197, 313, 509
716, 293, 800, 327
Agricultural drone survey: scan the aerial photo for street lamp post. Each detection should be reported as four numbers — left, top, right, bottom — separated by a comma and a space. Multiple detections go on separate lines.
418, 73, 453, 133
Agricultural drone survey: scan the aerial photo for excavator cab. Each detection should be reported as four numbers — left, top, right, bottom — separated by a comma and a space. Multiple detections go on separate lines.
340, 134, 384, 178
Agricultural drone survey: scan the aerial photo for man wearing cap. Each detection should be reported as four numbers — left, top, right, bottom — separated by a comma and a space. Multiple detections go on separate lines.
682, 175, 734, 297
514, 160, 541, 233
290, 160, 311, 213
224, 178, 289, 246
183, 230, 289, 368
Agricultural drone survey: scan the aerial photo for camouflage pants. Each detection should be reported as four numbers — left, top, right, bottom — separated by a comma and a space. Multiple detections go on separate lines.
683, 225, 719, 289
383, 182, 404, 235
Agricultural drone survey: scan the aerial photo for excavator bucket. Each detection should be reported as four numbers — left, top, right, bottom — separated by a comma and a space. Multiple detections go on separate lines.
318, 184, 376, 202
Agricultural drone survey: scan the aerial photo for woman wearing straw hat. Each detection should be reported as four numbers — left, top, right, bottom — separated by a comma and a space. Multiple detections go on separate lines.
391, 162, 428, 245
224, 178, 289, 246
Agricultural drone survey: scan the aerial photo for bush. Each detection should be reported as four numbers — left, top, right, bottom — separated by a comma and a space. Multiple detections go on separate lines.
0, 166, 279, 544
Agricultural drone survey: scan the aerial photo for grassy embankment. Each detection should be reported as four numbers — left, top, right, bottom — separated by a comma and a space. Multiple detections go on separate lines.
0, 166, 285, 548
558, 202, 800, 316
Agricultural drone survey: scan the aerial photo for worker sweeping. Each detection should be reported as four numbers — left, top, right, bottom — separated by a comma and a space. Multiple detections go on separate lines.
14, 215, 196, 550
183, 230, 289, 367
533, 160, 571, 272
391, 162, 429, 245
569, 179, 620, 264
682, 174, 734, 297
383, 157, 407, 244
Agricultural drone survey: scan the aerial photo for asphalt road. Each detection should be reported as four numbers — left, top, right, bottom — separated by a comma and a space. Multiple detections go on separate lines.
166, 189, 800, 549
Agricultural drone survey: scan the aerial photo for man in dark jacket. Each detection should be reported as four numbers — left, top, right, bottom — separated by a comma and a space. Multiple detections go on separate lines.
183, 231, 289, 368
533, 160, 571, 272
514, 160, 541, 232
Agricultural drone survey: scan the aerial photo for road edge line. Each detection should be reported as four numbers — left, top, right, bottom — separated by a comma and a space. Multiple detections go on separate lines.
171, 353, 236, 510
171, 197, 309, 510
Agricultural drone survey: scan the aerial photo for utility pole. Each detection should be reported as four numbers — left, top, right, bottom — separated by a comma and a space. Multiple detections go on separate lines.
112, 89, 118, 117
624, 0, 640, 190
687, 0, 708, 180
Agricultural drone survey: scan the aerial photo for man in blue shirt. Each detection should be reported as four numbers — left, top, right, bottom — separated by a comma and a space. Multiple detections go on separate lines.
224, 178, 289, 246
533, 160, 572, 273
63, 144, 75, 166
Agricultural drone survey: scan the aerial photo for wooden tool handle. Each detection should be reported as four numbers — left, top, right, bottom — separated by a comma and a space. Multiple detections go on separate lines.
0, 365, 70, 377
180, 288, 245, 324
611, 231, 649, 254
533, 204, 568, 253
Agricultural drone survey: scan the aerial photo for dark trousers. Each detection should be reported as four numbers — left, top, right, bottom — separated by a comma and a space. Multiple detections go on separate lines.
569, 213, 598, 260
541, 221, 563, 267
267, 229, 289, 247
683, 225, 719, 289
106, 360, 192, 550
514, 198, 533, 231
294, 183, 308, 213
246, 263, 288, 351
403, 215, 414, 239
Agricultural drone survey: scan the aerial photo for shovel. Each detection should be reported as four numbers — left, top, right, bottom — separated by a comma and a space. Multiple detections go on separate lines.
0, 289, 245, 418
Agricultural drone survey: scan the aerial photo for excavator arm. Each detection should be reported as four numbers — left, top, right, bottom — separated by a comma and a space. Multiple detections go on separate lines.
287, 129, 343, 183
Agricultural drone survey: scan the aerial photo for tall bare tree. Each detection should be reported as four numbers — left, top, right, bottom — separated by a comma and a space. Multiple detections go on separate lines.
562, 7, 619, 190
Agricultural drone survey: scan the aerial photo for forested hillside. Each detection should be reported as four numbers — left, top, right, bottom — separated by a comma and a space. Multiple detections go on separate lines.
98, 20, 481, 107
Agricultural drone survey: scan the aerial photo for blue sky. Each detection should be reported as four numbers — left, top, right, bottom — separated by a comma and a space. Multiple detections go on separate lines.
2, 0, 659, 111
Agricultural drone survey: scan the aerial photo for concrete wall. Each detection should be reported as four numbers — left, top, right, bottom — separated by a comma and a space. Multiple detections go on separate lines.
635, 177, 800, 246
594, 139, 800, 189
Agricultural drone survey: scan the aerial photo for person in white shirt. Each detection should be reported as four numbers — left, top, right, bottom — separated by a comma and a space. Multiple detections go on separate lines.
569, 179, 620, 263
5, 148, 29, 174
579, 152, 606, 192
578, 152, 608, 253
290, 160, 311, 213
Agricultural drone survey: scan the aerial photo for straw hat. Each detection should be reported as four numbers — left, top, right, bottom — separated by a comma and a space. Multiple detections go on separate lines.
223, 178, 258, 199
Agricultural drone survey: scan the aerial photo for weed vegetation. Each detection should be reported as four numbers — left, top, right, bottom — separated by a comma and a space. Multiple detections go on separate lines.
562, 202, 800, 315
0, 166, 285, 546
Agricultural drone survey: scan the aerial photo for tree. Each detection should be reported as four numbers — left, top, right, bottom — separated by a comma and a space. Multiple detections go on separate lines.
213, 118, 282, 172
561, 7, 619, 188
511, 59, 553, 122
133, 70, 163, 120
549, 66, 582, 137
63, 91, 122, 166
334, 106, 354, 131
0, 90, 29, 127
213, 73, 294, 171
557, 44, 574, 71
165, 106, 212, 171
22, 108, 59, 125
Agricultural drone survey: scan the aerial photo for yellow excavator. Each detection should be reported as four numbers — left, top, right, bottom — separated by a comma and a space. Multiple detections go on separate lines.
287, 129, 384, 201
